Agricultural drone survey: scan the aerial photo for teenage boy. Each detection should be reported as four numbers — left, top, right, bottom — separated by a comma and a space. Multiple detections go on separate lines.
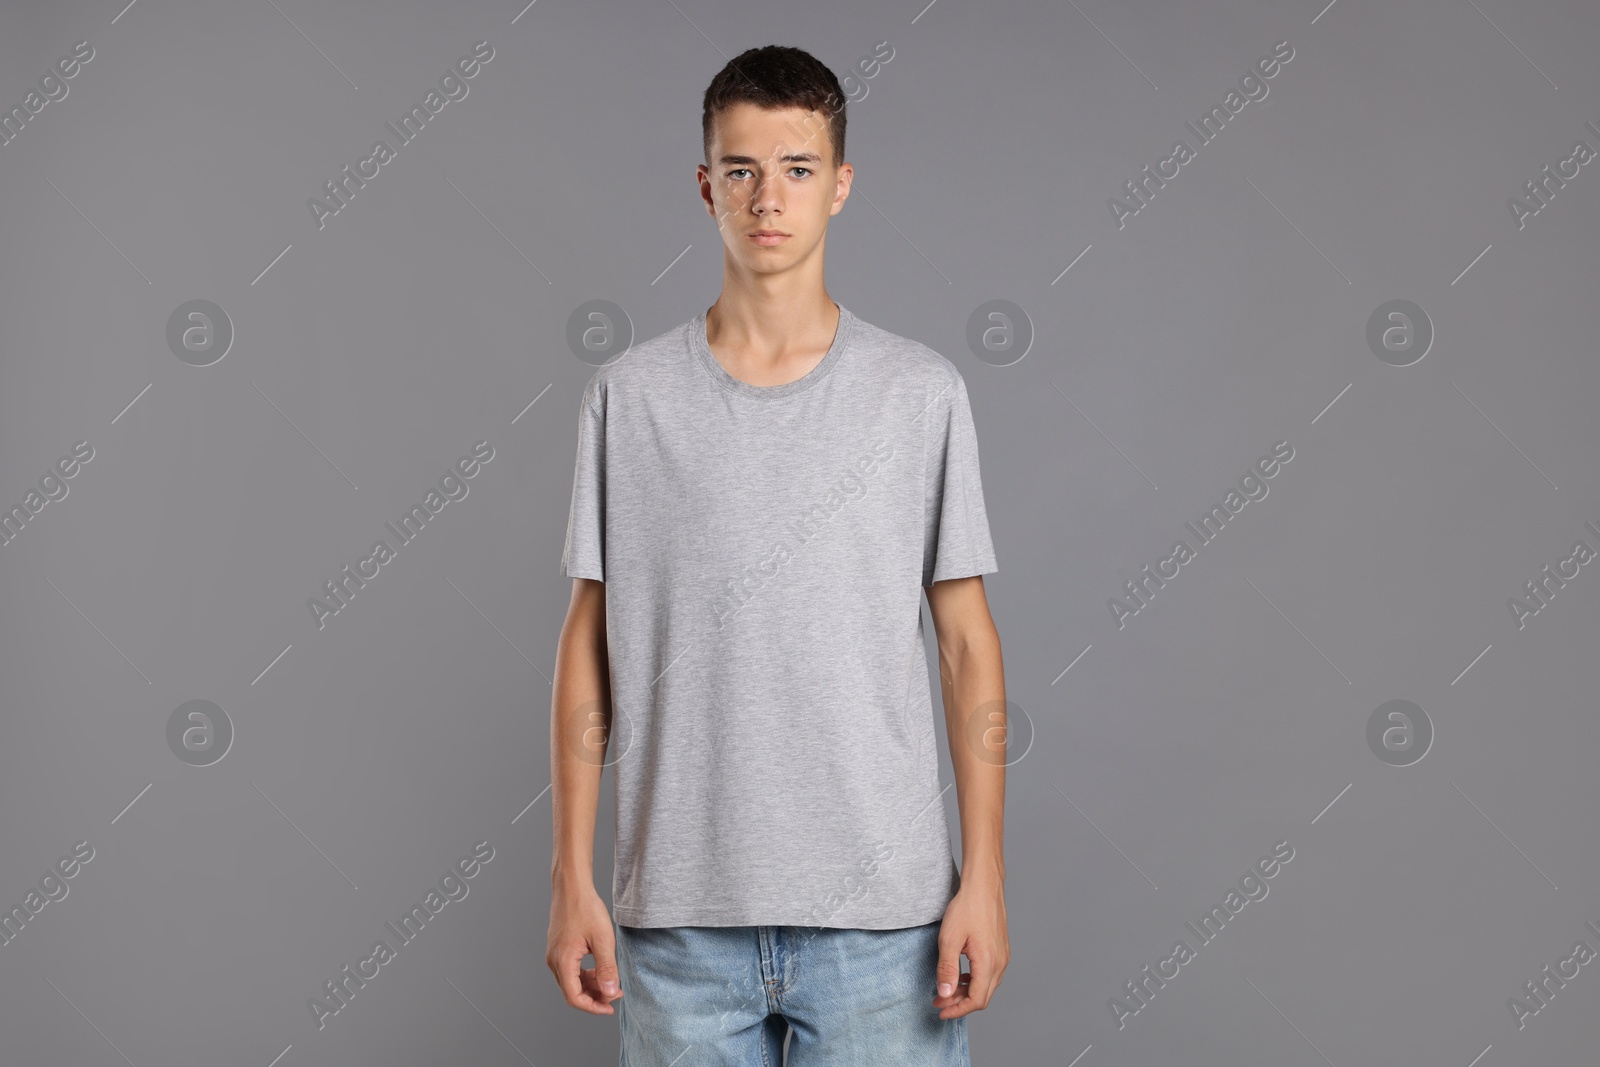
548, 44, 1008, 1064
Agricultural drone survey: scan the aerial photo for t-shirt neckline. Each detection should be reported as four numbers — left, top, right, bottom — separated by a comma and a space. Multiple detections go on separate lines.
691, 302, 854, 401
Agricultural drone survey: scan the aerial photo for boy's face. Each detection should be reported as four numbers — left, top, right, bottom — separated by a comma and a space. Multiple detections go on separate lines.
699, 102, 852, 274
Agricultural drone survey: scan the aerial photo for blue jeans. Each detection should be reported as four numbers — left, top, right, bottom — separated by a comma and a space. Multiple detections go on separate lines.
614, 920, 970, 1066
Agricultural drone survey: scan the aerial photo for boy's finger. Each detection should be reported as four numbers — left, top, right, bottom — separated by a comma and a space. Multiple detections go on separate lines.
557, 949, 612, 1013
593, 934, 623, 1000
965, 952, 996, 1008
934, 938, 964, 998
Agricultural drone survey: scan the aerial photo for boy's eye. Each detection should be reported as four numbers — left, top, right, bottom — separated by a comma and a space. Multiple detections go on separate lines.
727, 168, 812, 180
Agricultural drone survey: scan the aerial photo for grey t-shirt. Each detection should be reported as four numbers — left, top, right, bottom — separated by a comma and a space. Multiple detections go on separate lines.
560, 302, 998, 929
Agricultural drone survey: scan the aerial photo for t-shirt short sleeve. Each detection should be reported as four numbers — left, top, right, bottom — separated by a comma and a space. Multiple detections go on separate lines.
560, 381, 605, 581
922, 369, 998, 586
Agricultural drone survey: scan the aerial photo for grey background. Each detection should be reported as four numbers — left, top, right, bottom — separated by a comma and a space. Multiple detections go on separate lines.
2, 0, 1598, 1064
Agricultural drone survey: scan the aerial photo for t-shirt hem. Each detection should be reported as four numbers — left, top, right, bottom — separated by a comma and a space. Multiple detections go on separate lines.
926, 557, 998, 585
561, 562, 604, 581
611, 896, 952, 930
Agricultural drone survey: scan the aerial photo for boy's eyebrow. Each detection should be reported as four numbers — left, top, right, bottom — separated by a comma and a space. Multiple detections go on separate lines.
717, 151, 825, 166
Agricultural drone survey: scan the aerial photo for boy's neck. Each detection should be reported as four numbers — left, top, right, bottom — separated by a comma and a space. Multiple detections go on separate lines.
703, 292, 841, 384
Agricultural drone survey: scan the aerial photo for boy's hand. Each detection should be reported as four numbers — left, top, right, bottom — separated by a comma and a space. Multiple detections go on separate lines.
547, 884, 625, 1014
933, 878, 1009, 1019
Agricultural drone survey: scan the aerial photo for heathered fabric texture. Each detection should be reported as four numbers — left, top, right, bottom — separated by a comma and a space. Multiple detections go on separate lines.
560, 303, 998, 928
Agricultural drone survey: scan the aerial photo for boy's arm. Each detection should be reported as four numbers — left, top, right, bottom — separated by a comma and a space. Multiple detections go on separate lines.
551, 576, 609, 890
545, 576, 624, 1014
925, 573, 1009, 1019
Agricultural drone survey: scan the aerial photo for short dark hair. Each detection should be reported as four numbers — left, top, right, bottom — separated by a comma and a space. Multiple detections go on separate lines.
701, 45, 847, 169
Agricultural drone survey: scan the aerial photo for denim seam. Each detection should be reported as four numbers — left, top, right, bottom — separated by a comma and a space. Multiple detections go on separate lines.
757, 927, 778, 1067
780, 927, 800, 997
759, 926, 781, 1012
